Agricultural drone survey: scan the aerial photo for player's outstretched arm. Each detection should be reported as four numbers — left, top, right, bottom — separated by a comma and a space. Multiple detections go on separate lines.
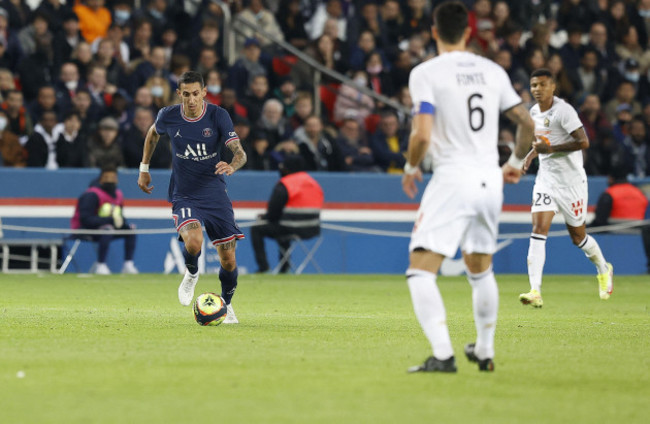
502, 104, 535, 184
137, 124, 160, 194
215, 139, 247, 176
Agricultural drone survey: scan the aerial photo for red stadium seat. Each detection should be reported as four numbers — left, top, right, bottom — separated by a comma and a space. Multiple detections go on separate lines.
319, 83, 340, 122
272, 55, 298, 76
364, 113, 381, 134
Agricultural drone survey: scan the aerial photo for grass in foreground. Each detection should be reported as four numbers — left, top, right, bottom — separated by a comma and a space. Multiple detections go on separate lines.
0, 273, 648, 424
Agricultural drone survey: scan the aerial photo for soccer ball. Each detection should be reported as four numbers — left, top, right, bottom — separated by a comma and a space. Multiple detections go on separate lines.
193, 293, 227, 326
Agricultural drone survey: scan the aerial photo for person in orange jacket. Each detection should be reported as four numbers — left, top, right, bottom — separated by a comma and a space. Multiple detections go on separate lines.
73, 0, 111, 44
251, 155, 324, 273
590, 164, 650, 273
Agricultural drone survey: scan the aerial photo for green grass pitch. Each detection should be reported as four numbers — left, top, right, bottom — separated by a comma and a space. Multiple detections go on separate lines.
1, 273, 648, 424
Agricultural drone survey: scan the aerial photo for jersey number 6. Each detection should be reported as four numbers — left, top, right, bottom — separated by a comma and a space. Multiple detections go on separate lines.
467, 93, 485, 132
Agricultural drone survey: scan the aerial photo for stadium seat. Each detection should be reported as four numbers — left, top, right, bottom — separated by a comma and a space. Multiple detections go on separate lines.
364, 113, 381, 134
319, 83, 340, 123
272, 55, 298, 76
272, 234, 323, 275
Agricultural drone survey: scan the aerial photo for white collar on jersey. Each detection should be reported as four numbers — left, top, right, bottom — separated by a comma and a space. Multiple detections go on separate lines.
181, 101, 207, 122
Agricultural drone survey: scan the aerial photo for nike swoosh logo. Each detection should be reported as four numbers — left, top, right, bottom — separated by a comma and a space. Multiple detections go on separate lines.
440, 239, 514, 276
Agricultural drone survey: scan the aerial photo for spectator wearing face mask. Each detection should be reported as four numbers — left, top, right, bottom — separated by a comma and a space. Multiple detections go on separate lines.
112, 0, 133, 28
364, 51, 394, 97
204, 69, 223, 105
55, 62, 83, 115
603, 58, 644, 102
145, 74, 173, 109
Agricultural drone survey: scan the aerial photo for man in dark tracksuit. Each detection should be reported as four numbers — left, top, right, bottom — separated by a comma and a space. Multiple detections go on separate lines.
251, 155, 324, 273
71, 164, 138, 275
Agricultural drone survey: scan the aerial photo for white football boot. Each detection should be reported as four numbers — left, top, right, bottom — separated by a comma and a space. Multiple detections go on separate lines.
178, 270, 199, 306
223, 303, 239, 324
121, 260, 139, 274
95, 263, 111, 275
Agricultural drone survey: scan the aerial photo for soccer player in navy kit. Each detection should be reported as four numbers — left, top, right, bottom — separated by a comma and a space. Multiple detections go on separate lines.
137, 71, 247, 324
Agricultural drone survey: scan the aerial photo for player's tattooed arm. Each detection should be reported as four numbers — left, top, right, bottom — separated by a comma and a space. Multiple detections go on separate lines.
504, 103, 535, 160
228, 139, 247, 171
535, 127, 589, 154
215, 139, 247, 176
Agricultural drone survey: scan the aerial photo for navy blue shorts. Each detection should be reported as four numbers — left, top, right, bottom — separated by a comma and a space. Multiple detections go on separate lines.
171, 199, 244, 247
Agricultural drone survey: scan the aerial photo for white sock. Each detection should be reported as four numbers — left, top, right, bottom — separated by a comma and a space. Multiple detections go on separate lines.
406, 268, 454, 360
124, 260, 135, 267
527, 233, 547, 293
467, 267, 499, 360
578, 235, 609, 274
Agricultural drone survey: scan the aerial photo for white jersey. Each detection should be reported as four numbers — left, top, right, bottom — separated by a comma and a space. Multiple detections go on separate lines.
408, 51, 521, 170
530, 97, 586, 187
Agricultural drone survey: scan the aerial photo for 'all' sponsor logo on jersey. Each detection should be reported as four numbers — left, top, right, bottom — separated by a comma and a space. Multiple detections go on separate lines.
185, 143, 208, 157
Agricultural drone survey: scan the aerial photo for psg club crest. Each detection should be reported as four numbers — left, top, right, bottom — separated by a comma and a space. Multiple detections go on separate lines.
202, 128, 213, 137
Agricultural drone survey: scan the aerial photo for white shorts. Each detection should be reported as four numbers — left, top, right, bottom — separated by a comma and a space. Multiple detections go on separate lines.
531, 179, 588, 227
409, 167, 503, 257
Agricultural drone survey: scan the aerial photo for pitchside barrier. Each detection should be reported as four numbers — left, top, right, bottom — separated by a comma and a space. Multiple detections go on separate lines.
0, 168, 648, 275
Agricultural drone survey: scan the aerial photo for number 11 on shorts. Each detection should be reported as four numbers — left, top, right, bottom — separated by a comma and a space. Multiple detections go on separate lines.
180, 207, 192, 219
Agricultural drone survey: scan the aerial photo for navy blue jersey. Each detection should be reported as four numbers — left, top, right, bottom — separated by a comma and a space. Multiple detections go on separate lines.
154, 102, 239, 203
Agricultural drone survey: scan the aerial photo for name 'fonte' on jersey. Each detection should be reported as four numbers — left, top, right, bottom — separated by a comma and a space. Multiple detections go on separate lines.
456, 72, 486, 86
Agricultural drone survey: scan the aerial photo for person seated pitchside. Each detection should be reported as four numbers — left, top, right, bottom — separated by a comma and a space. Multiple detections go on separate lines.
70, 163, 138, 275
251, 155, 324, 273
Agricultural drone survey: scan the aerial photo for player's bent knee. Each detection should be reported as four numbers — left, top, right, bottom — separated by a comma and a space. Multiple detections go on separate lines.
185, 239, 202, 256
220, 256, 237, 271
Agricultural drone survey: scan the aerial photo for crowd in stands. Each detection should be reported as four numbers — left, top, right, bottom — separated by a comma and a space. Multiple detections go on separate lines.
0, 0, 648, 178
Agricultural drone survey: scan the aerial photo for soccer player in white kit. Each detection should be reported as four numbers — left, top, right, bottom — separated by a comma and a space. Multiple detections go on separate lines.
402, 1, 535, 373
519, 69, 613, 308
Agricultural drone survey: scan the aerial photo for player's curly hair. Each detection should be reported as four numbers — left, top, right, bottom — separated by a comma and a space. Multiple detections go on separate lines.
433, 1, 468, 44
178, 71, 205, 88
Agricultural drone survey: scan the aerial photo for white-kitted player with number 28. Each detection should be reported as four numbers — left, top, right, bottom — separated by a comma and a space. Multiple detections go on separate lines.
401, 1, 535, 373
518, 68, 613, 308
